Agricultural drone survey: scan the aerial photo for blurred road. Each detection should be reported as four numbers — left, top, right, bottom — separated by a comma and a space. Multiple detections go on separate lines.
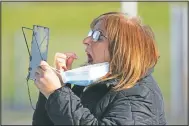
2, 107, 187, 125
2, 107, 32, 125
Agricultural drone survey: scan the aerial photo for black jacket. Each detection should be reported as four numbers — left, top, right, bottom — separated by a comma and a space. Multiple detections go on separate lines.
32, 69, 166, 125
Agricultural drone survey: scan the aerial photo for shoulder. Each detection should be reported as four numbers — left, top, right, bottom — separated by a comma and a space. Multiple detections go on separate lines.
99, 75, 165, 124
111, 75, 163, 100
104, 75, 166, 124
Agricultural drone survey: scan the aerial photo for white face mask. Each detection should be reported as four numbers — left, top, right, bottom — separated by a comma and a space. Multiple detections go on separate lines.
60, 62, 109, 86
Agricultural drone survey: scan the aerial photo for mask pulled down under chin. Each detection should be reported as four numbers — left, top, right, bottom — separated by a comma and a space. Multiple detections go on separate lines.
60, 62, 109, 86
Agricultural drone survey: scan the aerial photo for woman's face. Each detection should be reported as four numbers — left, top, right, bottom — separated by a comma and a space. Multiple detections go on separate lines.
83, 21, 110, 64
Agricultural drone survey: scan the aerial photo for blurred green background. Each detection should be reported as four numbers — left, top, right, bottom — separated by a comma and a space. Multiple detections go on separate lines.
1, 2, 187, 125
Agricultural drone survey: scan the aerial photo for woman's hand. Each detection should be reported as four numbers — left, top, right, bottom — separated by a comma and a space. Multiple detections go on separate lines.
35, 61, 62, 99
54, 52, 78, 71
54, 52, 78, 84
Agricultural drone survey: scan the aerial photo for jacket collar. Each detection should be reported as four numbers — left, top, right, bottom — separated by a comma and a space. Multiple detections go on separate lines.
140, 68, 154, 80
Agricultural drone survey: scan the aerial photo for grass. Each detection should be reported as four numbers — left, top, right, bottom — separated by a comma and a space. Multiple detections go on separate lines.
2, 2, 171, 106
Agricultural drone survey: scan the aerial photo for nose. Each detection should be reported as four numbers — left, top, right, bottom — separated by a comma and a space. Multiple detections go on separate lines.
83, 36, 92, 46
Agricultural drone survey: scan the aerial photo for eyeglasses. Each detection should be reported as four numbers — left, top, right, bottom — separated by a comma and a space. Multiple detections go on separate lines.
87, 30, 107, 42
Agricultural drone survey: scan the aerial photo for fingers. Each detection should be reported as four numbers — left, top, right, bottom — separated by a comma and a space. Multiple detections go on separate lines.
55, 52, 78, 59
66, 56, 75, 70
54, 52, 78, 70
35, 66, 44, 75
34, 61, 62, 96
54, 53, 66, 70
35, 61, 52, 80
56, 57, 67, 71
34, 68, 42, 89
40, 60, 49, 66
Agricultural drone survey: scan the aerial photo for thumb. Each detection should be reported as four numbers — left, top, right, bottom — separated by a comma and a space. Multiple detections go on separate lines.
40, 61, 50, 71
40, 60, 49, 66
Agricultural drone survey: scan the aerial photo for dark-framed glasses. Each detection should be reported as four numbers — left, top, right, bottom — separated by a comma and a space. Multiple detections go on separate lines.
87, 30, 107, 42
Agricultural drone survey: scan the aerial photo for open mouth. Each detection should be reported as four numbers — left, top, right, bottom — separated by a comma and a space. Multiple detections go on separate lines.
86, 52, 93, 64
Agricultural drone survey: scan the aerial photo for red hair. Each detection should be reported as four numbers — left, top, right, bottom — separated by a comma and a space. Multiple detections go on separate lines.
91, 12, 159, 90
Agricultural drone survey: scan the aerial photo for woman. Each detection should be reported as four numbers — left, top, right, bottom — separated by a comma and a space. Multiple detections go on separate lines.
33, 12, 166, 125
